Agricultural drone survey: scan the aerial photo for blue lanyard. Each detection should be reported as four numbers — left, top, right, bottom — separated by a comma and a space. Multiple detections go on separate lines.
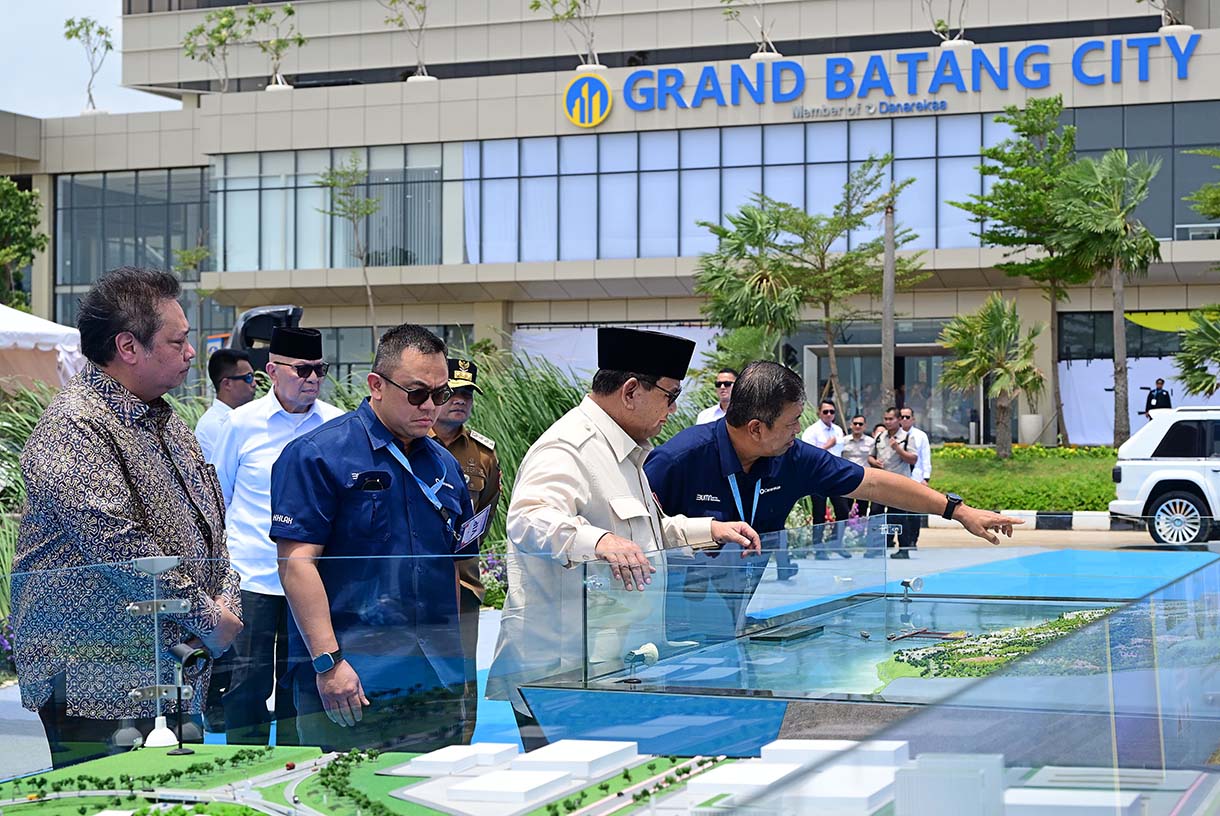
726, 473, 761, 527
385, 442, 455, 537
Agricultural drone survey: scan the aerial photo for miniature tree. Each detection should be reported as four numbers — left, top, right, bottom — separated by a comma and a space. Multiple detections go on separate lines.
245, 3, 308, 89
315, 151, 383, 338
1136, 0, 1184, 26
919, 0, 969, 43
64, 17, 114, 112
182, 7, 244, 93
379, 1, 432, 79
0, 177, 49, 311
530, 0, 602, 68
720, 0, 781, 57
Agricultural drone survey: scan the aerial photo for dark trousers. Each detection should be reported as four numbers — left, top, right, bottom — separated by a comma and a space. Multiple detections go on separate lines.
873, 508, 920, 550
459, 585, 480, 744
514, 705, 550, 751
36, 672, 199, 769
814, 495, 854, 554
223, 590, 297, 745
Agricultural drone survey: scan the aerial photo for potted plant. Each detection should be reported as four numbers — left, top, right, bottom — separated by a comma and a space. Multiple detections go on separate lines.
244, 3, 308, 91
920, 0, 972, 47
1136, 0, 1192, 34
379, 1, 435, 81
182, 7, 244, 93
530, 0, 604, 71
63, 17, 113, 113
720, 0, 782, 60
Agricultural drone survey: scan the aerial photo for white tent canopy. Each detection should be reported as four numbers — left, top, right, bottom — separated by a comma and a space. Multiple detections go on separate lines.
0, 304, 86, 389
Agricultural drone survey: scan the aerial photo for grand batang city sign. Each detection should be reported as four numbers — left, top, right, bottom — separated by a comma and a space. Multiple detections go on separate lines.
562, 33, 1202, 127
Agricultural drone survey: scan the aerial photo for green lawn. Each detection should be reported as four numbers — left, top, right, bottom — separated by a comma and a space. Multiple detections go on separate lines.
0, 745, 321, 798
930, 446, 1116, 512
293, 752, 442, 816
873, 655, 924, 693
2, 797, 262, 816
253, 778, 292, 809
520, 759, 678, 816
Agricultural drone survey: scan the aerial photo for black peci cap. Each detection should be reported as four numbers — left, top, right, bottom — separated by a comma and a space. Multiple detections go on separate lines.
597, 327, 695, 381
269, 326, 323, 360
447, 358, 483, 393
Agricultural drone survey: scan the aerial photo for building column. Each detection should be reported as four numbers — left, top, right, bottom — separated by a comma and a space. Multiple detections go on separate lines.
30, 173, 53, 320
1014, 289, 1056, 445
472, 300, 511, 349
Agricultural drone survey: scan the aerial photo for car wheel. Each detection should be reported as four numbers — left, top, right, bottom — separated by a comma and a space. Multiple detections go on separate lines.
1149, 491, 1212, 545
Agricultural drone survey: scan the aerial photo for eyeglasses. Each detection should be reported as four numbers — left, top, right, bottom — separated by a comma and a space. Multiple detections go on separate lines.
375, 371, 454, 406
851, 421, 865, 426
821, 408, 836, 415
900, 414, 913, 420
651, 382, 682, 406
274, 362, 330, 379
223, 372, 255, 385
715, 381, 735, 389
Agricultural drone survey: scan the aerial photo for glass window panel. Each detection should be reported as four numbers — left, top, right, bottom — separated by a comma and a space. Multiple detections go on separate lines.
171, 167, 204, 203
225, 154, 259, 190
599, 173, 637, 259
848, 161, 886, 248
680, 128, 719, 168
56, 292, 80, 328
894, 118, 935, 158
721, 166, 761, 222
640, 131, 678, 170
368, 145, 403, 171
1058, 312, 1093, 360
521, 137, 558, 176
560, 135, 597, 174
983, 113, 1017, 149
224, 191, 259, 271
338, 326, 374, 370
1175, 148, 1220, 232
296, 149, 330, 182
1130, 147, 1171, 240
105, 172, 138, 206
261, 151, 295, 187
169, 202, 205, 279
295, 187, 329, 269
894, 159, 936, 250
763, 124, 803, 165
639, 171, 678, 257
403, 175, 442, 265
74, 208, 104, 286
1075, 106, 1124, 151
680, 169, 719, 255
599, 132, 637, 173
520, 177, 558, 262
763, 164, 804, 208
722, 126, 761, 167
56, 176, 72, 209
938, 114, 982, 156
938, 157, 981, 247
261, 187, 293, 269
482, 139, 519, 178
55, 209, 72, 285
481, 178, 519, 262
444, 142, 478, 180
137, 170, 169, 205
1124, 103, 1172, 147
1092, 310, 1114, 358
559, 175, 597, 260
73, 174, 105, 208
806, 163, 847, 217
1173, 101, 1220, 147
136, 204, 169, 269
103, 205, 137, 270
807, 122, 847, 163
849, 119, 891, 161
407, 143, 442, 169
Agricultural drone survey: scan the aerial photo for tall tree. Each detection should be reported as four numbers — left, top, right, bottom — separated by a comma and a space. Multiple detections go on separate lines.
379, 1, 432, 79
63, 17, 113, 112
1174, 304, 1220, 397
938, 293, 1046, 460
1184, 147, 1220, 223
244, 3, 308, 88
1051, 149, 1162, 447
0, 178, 49, 311
315, 152, 383, 339
952, 95, 1091, 444
182, 8, 245, 93
695, 157, 924, 417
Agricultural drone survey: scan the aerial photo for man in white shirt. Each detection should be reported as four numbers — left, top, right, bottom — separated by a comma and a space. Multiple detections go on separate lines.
696, 368, 737, 424
210, 327, 344, 744
487, 328, 760, 749
195, 349, 256, 461
895, 407, 932, 557
801, 400, 851, 559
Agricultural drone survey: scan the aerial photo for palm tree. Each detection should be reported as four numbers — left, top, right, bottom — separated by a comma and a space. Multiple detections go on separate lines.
1051, 149, 1162, 447
938, 293, 1046, 460
1175, 304, 1220, 397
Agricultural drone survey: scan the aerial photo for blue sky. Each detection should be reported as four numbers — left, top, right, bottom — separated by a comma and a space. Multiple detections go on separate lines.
0, 1, 179, 118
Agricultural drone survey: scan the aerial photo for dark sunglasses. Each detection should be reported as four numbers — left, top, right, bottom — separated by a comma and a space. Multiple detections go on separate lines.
223, 372, 255, 385
900, 414, 913, 420
851, 421, 865, 426
651, 382, 682, 406
715, 381, 734, 388
821, 408, 836, 415
275, 361, 330, 379
376, 372, 454, 406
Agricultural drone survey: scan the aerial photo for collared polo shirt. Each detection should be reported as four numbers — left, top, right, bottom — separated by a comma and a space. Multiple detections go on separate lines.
211, 390, 344, 595
801, 419, 846, 457
270, 398, 475, 688
645, 418, 865, 536
194, 398, 232, 462
695, 404, 726, 425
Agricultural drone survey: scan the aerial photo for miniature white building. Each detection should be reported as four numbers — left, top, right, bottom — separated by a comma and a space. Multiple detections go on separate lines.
894, 753, 1005, 816
447, 769, 573, 804
1004, 788, 1143, 815
687, 759, 804, 798
787, 766, 897, 814
406, 744, 481, 775
510, 739, 638, 779
471, 742, 520, 766
761, 739, 909, 767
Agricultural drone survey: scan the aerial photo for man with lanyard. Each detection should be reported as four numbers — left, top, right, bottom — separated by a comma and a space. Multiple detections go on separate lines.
894, 408, 931, 558
1145, 378, 1172, 418
840, 414, 874, 518
646, 363, 1022, 641
486, 327, 760, 749
271, 324, 475, 751
429, 357, 501, 743
210, 326, 343, 744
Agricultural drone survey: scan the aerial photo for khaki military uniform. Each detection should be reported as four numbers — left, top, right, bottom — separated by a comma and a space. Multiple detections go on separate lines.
432, 424, 501, 742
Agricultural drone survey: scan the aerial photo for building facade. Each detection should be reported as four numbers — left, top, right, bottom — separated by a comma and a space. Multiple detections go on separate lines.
3, 0, 1220, 443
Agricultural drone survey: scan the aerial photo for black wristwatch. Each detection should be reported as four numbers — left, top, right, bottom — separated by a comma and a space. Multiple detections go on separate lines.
942, 493, 963, 520
311, 648, 344, 674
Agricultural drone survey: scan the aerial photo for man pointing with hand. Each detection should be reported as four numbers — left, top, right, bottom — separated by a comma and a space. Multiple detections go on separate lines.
487, 327, 760, 749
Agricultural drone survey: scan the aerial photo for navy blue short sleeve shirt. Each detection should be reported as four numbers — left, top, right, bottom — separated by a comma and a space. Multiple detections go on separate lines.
644, 417, 865, 533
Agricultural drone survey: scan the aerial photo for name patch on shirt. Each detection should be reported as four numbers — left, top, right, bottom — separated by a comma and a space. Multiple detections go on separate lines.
272, 513, 294, 525
760, 485, 782, 494
695, 493, 721, 503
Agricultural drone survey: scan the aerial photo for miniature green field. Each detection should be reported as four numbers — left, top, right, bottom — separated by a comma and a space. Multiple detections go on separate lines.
0, 745, 321, 798
293, 752, 442, 816
253, 778, 293, 809
873, 656, 924, 693
3, 795, 155, 816
520, 759, 677, 816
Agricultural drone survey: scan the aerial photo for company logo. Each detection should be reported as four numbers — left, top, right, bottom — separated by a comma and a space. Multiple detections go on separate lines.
695, 494, 721, 503
564, 73, 613, 128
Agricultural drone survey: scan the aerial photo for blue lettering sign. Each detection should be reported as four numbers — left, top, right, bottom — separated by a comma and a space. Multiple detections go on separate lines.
928, 49, 967, 94
690, 65, 726, 107
1167, 32, 1201, 78
624, 70, 653, 111
827, 57, 855, 100
1015, 44, 1050, 89
896, 52, 929, 95
730, 62, 765, 105
1127, 36, 1160, 81
657, 68, 687, 109
1072, 40, 1105, 86
858, 54, 894, 98
772, 60, 805, 103
971, 47, 1008, 91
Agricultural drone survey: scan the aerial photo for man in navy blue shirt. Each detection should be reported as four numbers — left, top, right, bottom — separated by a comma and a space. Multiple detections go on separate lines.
271, 324, 475, 751
646, 361, 1022, 640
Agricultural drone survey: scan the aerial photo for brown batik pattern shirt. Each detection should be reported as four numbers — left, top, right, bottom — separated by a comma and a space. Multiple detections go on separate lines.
11, 363, 242, 718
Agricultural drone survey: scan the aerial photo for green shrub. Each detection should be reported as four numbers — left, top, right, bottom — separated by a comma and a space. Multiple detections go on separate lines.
930, 445, 1117, 511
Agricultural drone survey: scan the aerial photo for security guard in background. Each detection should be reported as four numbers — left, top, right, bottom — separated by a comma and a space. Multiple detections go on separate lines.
1145, 377, 1172, 418
430, 357, 501, 743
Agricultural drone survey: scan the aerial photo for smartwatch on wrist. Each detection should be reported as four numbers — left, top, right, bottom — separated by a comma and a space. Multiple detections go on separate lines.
311, 648, 344, 674
942, 493, 963, 520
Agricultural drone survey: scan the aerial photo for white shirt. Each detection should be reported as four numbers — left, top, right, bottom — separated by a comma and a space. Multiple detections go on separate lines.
487, 396, 714, 712
905, 425, 932, 482
211, 390, 344, 596
195, 399, 232, 462
695, 404, 726, 425
801, 419, 845, 456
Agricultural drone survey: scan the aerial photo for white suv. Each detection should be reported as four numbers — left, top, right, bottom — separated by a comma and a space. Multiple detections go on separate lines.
1110, 407, 1220, 545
